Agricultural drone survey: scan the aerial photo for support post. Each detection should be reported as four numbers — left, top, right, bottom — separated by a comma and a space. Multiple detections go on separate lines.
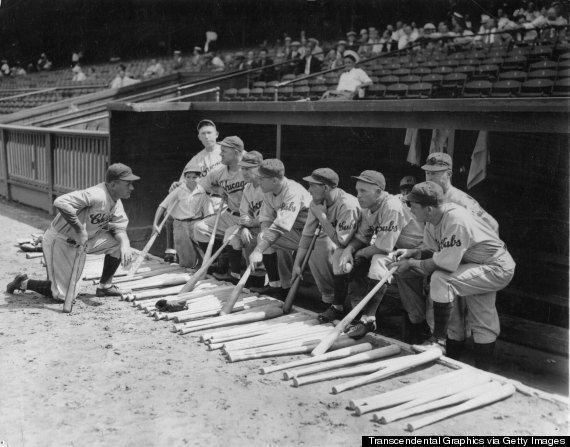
276, 124, 282, 159
1, 128, 11, 201
45, 132, 54, 214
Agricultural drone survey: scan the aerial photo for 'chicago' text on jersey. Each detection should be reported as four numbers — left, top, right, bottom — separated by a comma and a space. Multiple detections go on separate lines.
90, 212, 112, 227
218, 179, 246, 194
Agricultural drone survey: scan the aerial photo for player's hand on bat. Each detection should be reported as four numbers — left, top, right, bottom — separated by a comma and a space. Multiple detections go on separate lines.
291, 262, 303, 281
120, 245, 134, 267
169, 181, 181, 193
240, 227, 254, 245
76, 226, 89, 247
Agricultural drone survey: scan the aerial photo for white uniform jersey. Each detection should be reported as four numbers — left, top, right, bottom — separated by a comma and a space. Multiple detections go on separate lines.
396, 193, 424, 249
423, 203, 507, 272
259, 178, 312, 235
159, 184, 214, 220
198, 165, 245, 213
51, 183, 128, 240
179, 144, 222, 180
240, 183, 264, 221
444, 185, 498, 233
300, 187, 360, 249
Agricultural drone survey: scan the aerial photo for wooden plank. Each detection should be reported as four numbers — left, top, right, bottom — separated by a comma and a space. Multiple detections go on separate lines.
499, 314, 569, 355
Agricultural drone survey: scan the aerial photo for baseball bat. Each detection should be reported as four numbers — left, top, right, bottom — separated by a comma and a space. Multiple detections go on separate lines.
375, 374, 492, 424
283, 345, 401, 380
63, 244, 87, 313
283, 225, 321, 314
331, 348, 442, 394
260, 343, 373, 375
219, 265, 252, 315
128, 197, 180, 276
311, 266, 397, 356
177, 226, 241, 295
406, 383, 515, 432
202, 198, 225, 266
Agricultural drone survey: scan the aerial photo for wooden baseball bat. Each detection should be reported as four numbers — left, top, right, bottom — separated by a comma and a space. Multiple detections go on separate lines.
219, 265, 252, 315
283, 225, 321, 314
63, 244, 87, 313
128, 197, 180, 277
177, 226, 241, 295
174, 296, 270, 323
283, 345, 401, 380
376, 375, 493, 424
351, 368, 474, 415
331, 348, 442, 394
119, 273, 191, 290
406, 383, 515, 432
260, 343, 373, 375
311, 266, 397, 356
111, 265, 184, 284
202, 198, 225, 266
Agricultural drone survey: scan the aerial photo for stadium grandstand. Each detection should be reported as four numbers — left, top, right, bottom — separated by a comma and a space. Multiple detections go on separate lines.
0, 0, 568, 440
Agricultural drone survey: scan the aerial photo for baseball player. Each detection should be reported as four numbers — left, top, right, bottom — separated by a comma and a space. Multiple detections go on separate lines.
390, 181, 515, 368
398, 175, 416, 196
338, 170, 425, 340
248, 159, 312, 298
293, 168, 360, 322
153, 163, 214, 268
421, 152, 499, 232
6, 163, 140, 304
193, 136, 246, 282
164, 119, 222, 263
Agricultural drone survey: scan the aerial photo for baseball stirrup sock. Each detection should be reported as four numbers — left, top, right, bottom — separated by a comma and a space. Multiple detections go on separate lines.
99, 255, 121, 285
26, 279, 53, 298
432, 301, 453, 340
333, 274, 349, 306
361, 281, 388, 317
472, 341, 496, 370
262, 253, 279, 282
445, 338, 465, 360
228, 248, 242, 274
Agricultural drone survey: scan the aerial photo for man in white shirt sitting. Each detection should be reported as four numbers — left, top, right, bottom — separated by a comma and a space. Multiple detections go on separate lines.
320, 50, 372, 101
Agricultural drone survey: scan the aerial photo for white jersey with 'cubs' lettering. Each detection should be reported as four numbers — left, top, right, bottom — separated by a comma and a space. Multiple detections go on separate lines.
300, 187, 360, 249
198, 165, 246, 213
259, 178, 312, 235
179, 144, 222, 180
423, 203, 506, 272
240, 183, 264, 222
444, 185, 498, 233
354, 191, 409, 253
51, 183, 128, 240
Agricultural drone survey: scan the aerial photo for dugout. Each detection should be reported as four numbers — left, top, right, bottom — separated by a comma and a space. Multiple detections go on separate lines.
108, 99, 569, 353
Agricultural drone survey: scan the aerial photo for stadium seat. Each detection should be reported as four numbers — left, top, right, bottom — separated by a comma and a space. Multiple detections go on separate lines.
552, 78, 570, 96
385, 83, 408, 99
277, 86, 294, 101
399, 75, 421, 85
462, 80, 493, 97
378, 75, 399, 85
502, 55, 527, 72
291, 86, 310, 101
450, 52, 467, 60
252, 81, 267, 89
373, 68, 392, 77
223, 88, 238, 101
237, 87, 251, 101
421, 73, 444, 86
499, 70, 527, 82
529, 45, 554, 61
557, 69, 570, 79
462, 58, 481, 67
419, 60, 438, 69
439, 72, 468, 97
527, 69, 557, 80
558, 59, 570, 69
392, 68, 411, 77
281, 74, 296, 82
366, 84, 386, 99
439, 59, 459, 68
250, 87, 264, 100
472, 64, 500, 81
407, 82, 433, 99
386, 63, 401, 70
411, 67, 432, 76
519, 79, 554, 96
529, 60, 557, 71
308, 78, 325, 86
261, 87, 277, 101
491, 80, 522, 97
455, 65, 476, 78
432, 66, 453, 76
309, 85, 327, 100
482, 57, 504, 67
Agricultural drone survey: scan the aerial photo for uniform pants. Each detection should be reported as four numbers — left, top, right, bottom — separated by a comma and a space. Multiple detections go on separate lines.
193, 210, 240, 243
306, 236, 337, 303
173, 219, 200, 268
429, 251, 515, 344
43, 227, 121, 301
266, 227, 303, 289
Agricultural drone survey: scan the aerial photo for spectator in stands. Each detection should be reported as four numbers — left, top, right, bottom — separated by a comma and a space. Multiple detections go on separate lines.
188, 47, 204, 72
513, 14, 539, 42
514, 1, 542, 22
346, 31, 359, 51
279, 36, 292, 59
297, 43, 322, 76
391, 21, 405, 41
320, 50, 372, 101
451, 17, 475, 47
398, 24, 419, 49
71, 51, 84, 67
532, 6, 568, 41
299, 30, 308, 56
143, 58, 165, 78
336, 40, 346, 59
285, 42, 301, 74
464, 14, 473, 31
253, 48, 274, 81
475, 15, 499, 45
223, 53, 236, 71
308, 38, 324, 60
369, 28, 383, 54
204, 31, 218, 54
12, 62, 26, 76
36, 53, 52, 71
241, 50, 256, 71
72, 64, 86, 82
323, 48, 339, 70
173, 50, 184, 70
86, 67, 97, 82
359, 28, 369, 51
378, 29, 398, 52
1, 59, 10, 76
109, 64, 140, 88
204, 51, 225, 72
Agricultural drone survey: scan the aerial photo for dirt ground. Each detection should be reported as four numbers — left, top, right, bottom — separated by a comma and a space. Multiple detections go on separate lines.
0, 198, 568, 447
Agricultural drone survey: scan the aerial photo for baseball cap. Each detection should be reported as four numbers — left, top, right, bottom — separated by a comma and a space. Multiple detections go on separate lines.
291, 41, 301, 47
196, 119, 216, 131
343, 50, 359, 63
421, 152, 453, 172
405, 181, 444, 207
337, 40, 347, 46
346, 31, 357, 37
220, 136, 244, 152
284, 36, 292, 41
400, 175, 416, 187
239, 150, 263, 167
259, 159, 285, 179
106, 163, 140, 182
424, 23, 436, 30
352, 170, 386, 190
303, 168, 339, 188
360, 28, 368, 35
183, 163, 201, 174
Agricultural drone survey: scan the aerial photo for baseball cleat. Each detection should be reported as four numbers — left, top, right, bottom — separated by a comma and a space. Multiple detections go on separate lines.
345, 320, 376, 340
317, 305, 345, 324
95, 285, 127, 298
6, 273, 28, 294
212, 272, 239, 285
155, 299, 187, 312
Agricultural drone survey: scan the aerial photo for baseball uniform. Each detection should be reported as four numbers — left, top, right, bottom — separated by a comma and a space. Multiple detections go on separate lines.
179, 144, 222, 180
423, 203, 515, 343
300, 188, 360, 303
43, 183, 129, 300
444, 185, 499, 233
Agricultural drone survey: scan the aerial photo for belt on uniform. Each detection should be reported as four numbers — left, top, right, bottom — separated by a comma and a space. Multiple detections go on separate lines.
175, 217, 200, 222
226, 209, 240, 217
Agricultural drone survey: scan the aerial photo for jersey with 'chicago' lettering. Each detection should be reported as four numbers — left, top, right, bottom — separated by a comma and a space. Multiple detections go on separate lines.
198, 165, 246, 213
51, 183, 128, 240
259, 178, 311, 235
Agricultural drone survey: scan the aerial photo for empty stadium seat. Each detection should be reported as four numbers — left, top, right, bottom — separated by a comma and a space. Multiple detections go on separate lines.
421, 74, 444, 86
529, 60, 557, 71
557, 69, 570, 79
399, 75, 421, 85
277, 86, 293, 101
392, 68, 411, 77
385, 83, 408, 99
455, 65, 476, 78
261, 87, 277, 101
309, 85, 327, 100
527, 69, 557, 80
250, 87, 264, 100
502, 55, 527, 71
472, 64, 500, 81
439, 72, 468, 97
411, 67, 432, 76
290, 86, 310, 101
236, 87, 251, 101
366, 84, 386, 99
378, 75, 399, 85
552, 78, 570, 96
519, 79, 554, 96
223, 88, 238, 101
491, 80, 522, 97
407, 82, 433, 99
462, 80, 493, 97
499, 70, 527, 82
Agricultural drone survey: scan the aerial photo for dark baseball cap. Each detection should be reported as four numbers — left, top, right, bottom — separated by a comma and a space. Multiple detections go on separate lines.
220, 136, 244, 152
239, 150, 263, 167
259, 159, 285, 179
421, 152, 453, 172
106, 163, 140, 182
405, 181, 444, 206
196, 119, 216, 131
303, 168, 339, 188
352, 170, 386, 190
400, 175, 416, 187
